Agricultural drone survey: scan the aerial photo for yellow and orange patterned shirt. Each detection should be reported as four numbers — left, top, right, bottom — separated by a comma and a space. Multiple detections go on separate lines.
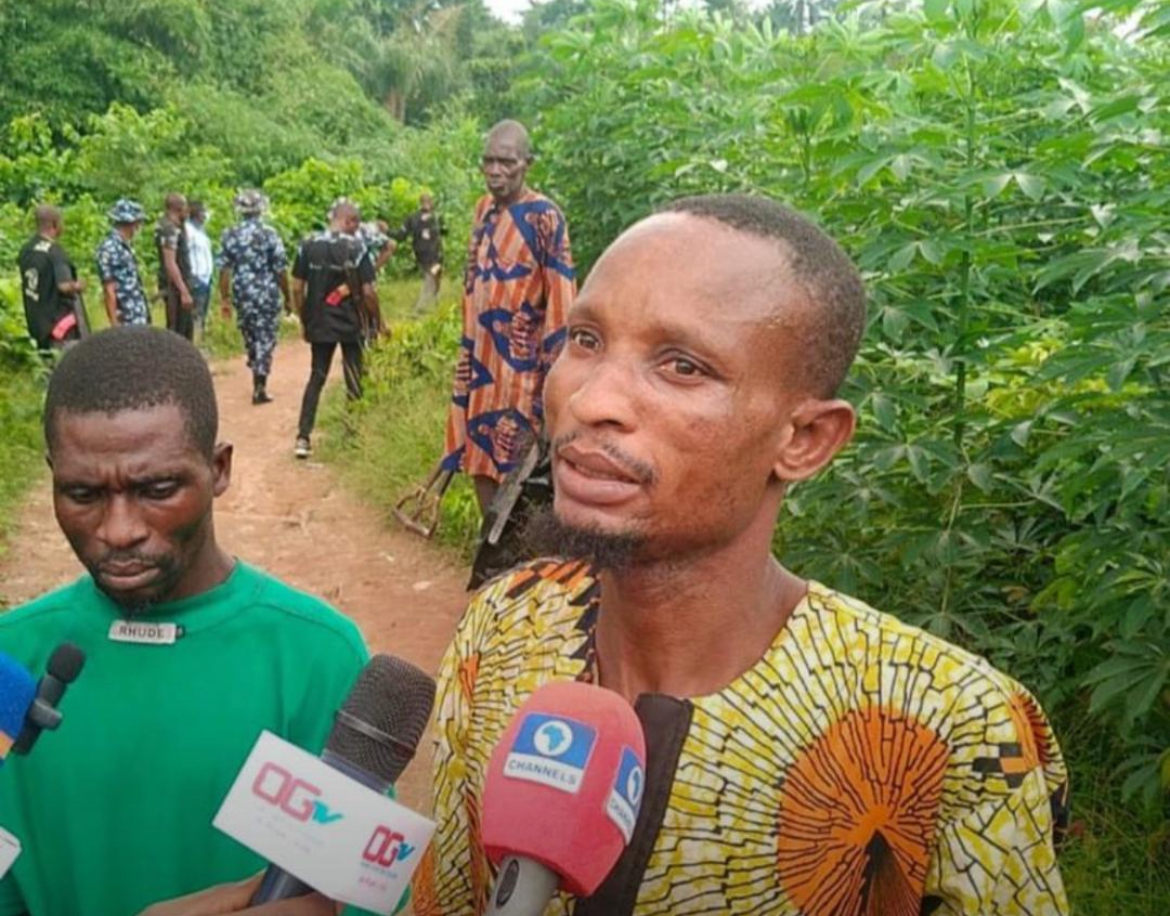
414, 559, 1070, 916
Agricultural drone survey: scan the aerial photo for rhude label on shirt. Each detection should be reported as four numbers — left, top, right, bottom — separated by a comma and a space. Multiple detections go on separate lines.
504, 713, 598, 795
214, 731, 435, 915
108, 620, 181, 645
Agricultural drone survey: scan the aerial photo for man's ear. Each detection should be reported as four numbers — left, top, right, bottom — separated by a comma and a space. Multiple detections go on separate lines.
211, 441, 233, 497
773, 398, 856, 483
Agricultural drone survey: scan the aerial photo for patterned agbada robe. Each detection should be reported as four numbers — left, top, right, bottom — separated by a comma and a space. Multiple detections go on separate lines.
413, 560, 1071, 916
441, 190, 575, 481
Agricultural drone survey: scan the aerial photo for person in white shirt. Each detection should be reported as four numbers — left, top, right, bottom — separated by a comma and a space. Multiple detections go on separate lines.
185, 201, 215, 334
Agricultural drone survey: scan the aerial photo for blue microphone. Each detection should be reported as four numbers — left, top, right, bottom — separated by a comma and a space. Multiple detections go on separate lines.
1, 644, 86, 763
0, 653, 37, 766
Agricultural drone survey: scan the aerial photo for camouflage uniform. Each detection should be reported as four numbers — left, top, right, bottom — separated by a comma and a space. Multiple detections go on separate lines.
360, 221, 391, 260
219, 217, 288, 379
95, 229, 149, 326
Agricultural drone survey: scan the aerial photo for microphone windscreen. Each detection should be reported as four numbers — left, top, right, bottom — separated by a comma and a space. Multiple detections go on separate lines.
325, 654, 436, 785
482, 681, 647, 897
46, 643, 85, 683
0, 653, 36, 762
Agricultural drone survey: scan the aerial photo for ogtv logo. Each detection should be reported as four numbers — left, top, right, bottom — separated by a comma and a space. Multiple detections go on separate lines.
252, 762, 344, 825
362, 826, 416, 869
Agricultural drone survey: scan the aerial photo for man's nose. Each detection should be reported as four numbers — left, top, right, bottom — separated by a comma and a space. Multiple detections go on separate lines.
565, 356, 638, 431
97, 495, 150, 550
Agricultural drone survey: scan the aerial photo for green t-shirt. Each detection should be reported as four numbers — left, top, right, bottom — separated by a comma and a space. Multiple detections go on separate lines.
0, 561, 369, 916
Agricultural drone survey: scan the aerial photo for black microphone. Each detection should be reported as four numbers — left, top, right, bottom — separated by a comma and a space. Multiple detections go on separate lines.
251, 653, 436, 904
11, 642, 86, 756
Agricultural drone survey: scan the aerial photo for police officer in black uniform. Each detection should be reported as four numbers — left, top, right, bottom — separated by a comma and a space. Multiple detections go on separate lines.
291, 198, 383, 459
17, 205, 86, 356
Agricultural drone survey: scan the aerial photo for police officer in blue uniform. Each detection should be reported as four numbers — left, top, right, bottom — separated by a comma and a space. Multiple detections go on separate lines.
218, 190, 291, 405
95, 199, 149, 327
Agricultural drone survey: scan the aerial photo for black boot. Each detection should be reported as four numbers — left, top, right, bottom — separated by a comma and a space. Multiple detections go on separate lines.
252, 374, 273, 404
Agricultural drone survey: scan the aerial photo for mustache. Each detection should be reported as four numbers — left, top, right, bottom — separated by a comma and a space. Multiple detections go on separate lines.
551, 432, 656, 485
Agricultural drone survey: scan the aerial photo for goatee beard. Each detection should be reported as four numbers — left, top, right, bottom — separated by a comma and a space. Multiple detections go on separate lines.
524, 507, 643, 572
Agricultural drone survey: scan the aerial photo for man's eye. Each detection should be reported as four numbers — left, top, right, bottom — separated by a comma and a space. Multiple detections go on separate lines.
142, 482, 180, 500
569, 328, 600, 350
63, 487, 99, 504
666, 356, 705, 378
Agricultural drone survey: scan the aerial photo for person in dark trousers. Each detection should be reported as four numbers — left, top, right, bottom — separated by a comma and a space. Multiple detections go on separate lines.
96, 199, 149, 327
154, 193, 195, 340
17, 205, 86, 356
291, 199, 383, 459
218, 190, 290, 405
391, 193, 446, 313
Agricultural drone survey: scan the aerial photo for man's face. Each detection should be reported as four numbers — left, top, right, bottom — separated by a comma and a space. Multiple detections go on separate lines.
338, 209, 361, 235
190, 207, 205, 226
481, 134, 530, 204
544, 214, 811, 562
49, 404, 231, 611
420, 195, 433, 212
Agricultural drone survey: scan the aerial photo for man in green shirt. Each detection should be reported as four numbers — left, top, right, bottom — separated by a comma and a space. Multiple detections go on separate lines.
0, 327, 369, 916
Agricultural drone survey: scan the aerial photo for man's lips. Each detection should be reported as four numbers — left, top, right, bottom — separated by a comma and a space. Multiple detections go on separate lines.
555, 444, 645, 507
97, 563, 160, 590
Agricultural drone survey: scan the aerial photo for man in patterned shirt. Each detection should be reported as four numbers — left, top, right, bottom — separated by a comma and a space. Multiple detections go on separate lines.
415, 194, 1070, 916
440, 119, 575, 515
218, 190, 291, 405
96, 199, 150, 327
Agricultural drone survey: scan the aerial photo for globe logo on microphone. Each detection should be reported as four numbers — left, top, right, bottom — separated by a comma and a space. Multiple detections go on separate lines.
606, 746, 646, 844
504, 712, 597, 795
627, 765, 644, 807
533, 720, 574, 758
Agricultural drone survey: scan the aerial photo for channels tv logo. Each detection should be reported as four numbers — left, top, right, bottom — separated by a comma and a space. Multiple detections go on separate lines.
504, 713, 597, 795
362, 826, 416, 870
251, 762, 344, 825
605, 746, 645, 843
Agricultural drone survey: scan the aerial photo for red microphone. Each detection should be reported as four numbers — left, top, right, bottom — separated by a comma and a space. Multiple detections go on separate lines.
481, 681, 647, 915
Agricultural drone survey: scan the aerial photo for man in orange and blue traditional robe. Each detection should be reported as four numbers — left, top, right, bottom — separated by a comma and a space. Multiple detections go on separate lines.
441, 120, 576, 514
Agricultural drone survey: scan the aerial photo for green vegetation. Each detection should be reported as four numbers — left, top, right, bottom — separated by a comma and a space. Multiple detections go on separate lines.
0, 0, 1168, 908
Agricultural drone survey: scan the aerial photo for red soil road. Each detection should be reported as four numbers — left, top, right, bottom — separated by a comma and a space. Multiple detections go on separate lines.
0, 339, 470, 819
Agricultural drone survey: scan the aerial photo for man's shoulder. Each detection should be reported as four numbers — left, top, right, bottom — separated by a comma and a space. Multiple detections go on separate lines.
810, 582, 1020, 689
466, 557, 596, 629
807, 582, 1066, 768
18, 236, 51, 259
0, 577, 89, 638
239, 562, 367, 658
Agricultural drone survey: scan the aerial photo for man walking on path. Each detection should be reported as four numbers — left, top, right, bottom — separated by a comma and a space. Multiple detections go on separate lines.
218, 190, 290, 406
185, 200, 214, 335
392, 192, 446, 314
440, 120, 576, 514
292, 199, 382, 459
96, 199, 150, 327
17, 205, 86, 355
0, 327, 368, 916
154, 193, 196, 340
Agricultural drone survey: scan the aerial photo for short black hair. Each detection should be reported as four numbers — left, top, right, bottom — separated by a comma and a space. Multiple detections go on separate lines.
44, 327, 218, 458
660, 194, 866, 397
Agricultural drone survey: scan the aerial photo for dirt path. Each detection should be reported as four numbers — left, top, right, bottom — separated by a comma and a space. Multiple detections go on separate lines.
0, 339, 469, 818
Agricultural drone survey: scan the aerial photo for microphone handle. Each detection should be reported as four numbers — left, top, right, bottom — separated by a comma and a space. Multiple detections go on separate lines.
250, 751, 392, 905
485, 856, 559, 916
11, 675, 67, 755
